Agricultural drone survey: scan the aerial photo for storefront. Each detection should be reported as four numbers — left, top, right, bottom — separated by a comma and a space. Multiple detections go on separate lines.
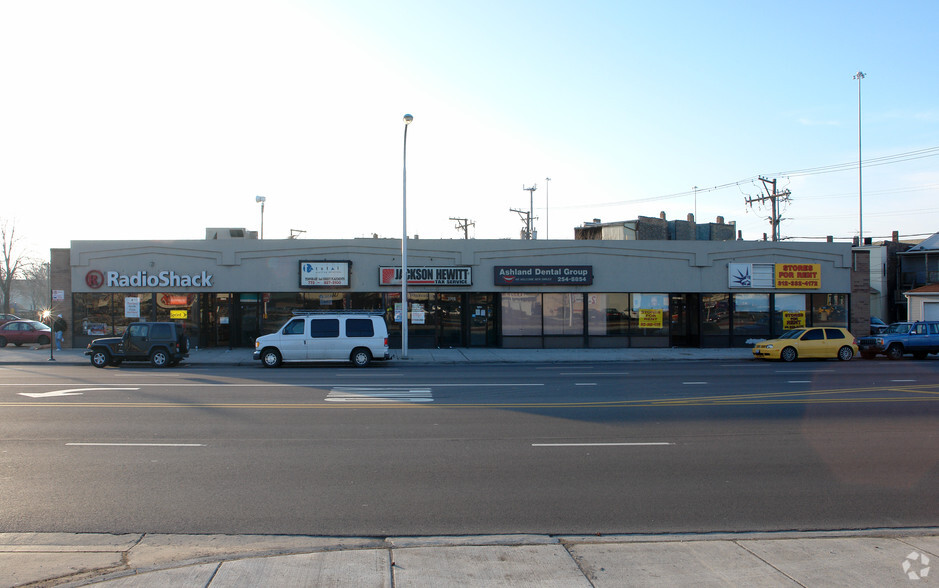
53, 237, 863, 350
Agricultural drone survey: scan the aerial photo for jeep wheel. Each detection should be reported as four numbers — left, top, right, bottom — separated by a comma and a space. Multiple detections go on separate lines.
150, 349, 170, 367
90, 348, 111, 368
837, 346, 854, 361
780, 346, 797, 362
261, 349, 282, 368
351, 348, 372, 368
885, 344, 904, 360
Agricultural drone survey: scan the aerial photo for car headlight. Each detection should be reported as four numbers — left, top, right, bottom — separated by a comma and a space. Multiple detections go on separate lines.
765, 344, 774, 349
875, 338, 883, 346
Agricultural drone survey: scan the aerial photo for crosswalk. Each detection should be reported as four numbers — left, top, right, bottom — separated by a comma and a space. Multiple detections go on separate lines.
325, 387, 434, 403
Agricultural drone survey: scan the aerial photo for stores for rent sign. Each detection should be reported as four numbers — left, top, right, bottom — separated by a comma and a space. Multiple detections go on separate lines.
775, 264, 821, 289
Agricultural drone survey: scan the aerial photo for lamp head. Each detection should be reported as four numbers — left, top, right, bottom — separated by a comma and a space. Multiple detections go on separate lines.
403, 114, 413, 124
256, 195, 266, 203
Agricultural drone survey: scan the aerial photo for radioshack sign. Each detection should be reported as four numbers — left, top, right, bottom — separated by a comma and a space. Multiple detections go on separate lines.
86, 270, 214, 289
379, 266, 472, 286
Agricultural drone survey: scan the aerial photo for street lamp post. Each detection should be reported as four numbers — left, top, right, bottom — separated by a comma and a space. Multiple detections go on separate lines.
401, 114, 413, 358
256, 195, 266, 239
545, 177, 551, 239
854, 71, 866, 244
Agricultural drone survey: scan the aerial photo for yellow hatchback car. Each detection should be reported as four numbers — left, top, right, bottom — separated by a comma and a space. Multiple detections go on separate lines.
752, 327, 858, 362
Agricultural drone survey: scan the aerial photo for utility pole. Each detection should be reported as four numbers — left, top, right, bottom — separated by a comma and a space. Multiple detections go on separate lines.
522, 184, 537, 239
744, 177, 791, 241
544, 177, 551, 239
449, 217, 474, 239
510, 208, 533, 239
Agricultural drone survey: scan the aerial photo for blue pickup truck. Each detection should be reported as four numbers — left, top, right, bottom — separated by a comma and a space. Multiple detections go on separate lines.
857, 321, 939, 360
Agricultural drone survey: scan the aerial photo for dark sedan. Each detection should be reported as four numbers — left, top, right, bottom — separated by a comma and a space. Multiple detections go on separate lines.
0, 320, 52, 347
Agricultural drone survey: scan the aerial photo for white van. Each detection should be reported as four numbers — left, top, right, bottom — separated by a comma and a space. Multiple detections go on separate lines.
253, 311, 391, 368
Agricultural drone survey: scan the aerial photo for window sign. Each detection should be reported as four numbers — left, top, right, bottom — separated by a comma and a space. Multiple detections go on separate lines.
125, 297, 140, 318
638, 309, 664, 328
783, 311, 806, 330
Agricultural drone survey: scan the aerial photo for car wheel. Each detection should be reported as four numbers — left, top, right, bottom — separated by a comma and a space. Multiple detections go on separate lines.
860, 351, 875, 360
90, 348, 111, 368
837, 346, 854, 361
261, 349, 282, 368
885, 345, 904, 360
780, 346, 797, 362
37, 335, 50, 345
0, 336, 6, 347
351, 348, 372, 368
150, 349, 170, 367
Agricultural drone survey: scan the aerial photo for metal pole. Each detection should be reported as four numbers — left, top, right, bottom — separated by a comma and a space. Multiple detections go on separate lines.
854, 71, 865, 243
545, 177, 551, 239
402, 114, 413, 358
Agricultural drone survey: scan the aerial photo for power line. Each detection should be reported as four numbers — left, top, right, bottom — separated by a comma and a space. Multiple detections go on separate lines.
553, 145, 939, 211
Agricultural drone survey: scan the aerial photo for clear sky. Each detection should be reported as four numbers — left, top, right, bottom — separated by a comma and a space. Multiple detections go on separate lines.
2, 0, 937, 260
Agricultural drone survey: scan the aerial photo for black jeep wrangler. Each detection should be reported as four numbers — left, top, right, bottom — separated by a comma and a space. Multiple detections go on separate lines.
85, 322, 190, 368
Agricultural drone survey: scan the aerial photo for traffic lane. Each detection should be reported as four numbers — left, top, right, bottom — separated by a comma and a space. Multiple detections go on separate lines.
1, 410, 935, 535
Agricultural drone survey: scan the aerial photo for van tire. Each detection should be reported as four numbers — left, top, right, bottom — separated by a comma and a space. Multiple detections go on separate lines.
351, 348, 372, 368
261, 348, 282, 368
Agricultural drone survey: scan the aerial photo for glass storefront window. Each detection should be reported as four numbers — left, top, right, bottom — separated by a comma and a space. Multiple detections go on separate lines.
733, 293, 769, 337
812, 293, 848, 326
588, 293, 630, 335
544, 293, 583, 336
74, 293, 114, 336
501, 293, 543, 336
774, 293, 807, 334
630, 293, 668, 336
702, 293, 730, 335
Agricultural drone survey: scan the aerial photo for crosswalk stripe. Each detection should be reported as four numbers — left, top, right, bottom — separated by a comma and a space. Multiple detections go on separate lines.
326, 388, 433, 402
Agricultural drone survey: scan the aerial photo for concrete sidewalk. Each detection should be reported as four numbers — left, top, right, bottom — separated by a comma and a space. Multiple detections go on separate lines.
1, 530, 936, 587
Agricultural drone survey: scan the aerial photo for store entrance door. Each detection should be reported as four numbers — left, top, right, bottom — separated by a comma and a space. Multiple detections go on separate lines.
670, 293, 700, 347
202, 293, 233, 348
468, 294, 496, 346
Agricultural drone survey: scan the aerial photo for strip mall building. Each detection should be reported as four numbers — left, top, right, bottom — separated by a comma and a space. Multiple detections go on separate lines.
50, 234, 870, 350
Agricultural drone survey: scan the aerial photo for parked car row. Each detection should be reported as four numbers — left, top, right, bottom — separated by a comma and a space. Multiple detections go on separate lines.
752, 320, 939, 362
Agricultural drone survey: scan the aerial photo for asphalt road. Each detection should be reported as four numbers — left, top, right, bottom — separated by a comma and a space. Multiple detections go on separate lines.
1, 360, 937, 536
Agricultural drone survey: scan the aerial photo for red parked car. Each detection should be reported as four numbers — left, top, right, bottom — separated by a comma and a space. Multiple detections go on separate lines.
0, 320, 52, 347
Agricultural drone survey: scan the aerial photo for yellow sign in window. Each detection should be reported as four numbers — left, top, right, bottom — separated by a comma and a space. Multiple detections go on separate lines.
638, 309, 664, 329
170, 310, 188, 320
783, 311, 806, 330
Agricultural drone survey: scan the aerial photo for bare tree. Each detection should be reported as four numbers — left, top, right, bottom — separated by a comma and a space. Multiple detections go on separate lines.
1, 219, 27, 315
20, 258, 50, 313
